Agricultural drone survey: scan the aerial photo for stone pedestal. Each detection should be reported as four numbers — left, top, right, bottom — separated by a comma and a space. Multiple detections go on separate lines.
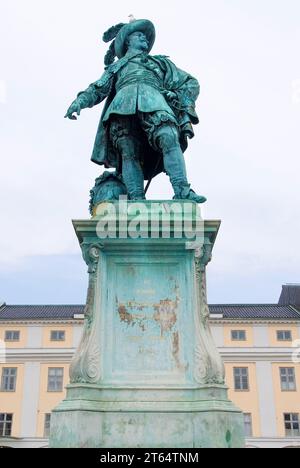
49, 201, 245, 448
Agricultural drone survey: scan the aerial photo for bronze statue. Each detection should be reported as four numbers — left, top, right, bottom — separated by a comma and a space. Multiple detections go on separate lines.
65, 18, 206, 203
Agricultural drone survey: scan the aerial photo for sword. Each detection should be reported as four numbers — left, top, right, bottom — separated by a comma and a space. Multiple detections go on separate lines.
144, 154, 163, 194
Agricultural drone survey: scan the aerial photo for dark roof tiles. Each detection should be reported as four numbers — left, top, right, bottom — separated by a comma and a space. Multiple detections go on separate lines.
278, 285, 300, 307
0, 303, 299, 321
210, 304, 300, 320
0, 305, 84, 321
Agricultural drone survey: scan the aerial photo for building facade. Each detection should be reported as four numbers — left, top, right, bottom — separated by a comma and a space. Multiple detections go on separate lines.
0, 286, 300, 449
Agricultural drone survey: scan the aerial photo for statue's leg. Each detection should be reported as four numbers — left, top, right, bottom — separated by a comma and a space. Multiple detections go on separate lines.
110, 118, 145, 200
154, 124, 207, 203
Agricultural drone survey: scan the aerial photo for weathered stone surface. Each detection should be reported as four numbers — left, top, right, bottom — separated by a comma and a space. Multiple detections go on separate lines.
50, 407, 244, 448
49, 201, 244, 448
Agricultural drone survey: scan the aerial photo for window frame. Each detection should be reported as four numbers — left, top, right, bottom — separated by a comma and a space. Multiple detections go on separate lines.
284, 413, 300, 437
280, 367, 297, 392
244, 413, 253, 437
44, 413, 51, 438
4, 330, 20, 342
0, 368, 17, 392
277, 330, 292, 342
233, 367, 250, 391
50, 330, 66, 342
0, 413, 13, 437
231, 330, 247, 341
47, 367, 64, 393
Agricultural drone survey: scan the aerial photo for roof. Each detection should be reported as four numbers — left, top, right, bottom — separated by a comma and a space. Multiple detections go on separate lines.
278, 284, 300, 307
209, 304, 300, 320
0, 303, 299, 321
0, 305, 85, 321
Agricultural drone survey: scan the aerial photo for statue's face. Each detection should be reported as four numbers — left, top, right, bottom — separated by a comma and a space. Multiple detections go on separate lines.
127, 31, 149, 52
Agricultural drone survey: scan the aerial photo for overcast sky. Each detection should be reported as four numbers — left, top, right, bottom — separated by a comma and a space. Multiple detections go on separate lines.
0, 0, 299, 305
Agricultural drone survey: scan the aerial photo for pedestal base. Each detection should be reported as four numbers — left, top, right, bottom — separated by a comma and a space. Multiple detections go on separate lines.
49, 201, 245, 448
50, 386, 244, 448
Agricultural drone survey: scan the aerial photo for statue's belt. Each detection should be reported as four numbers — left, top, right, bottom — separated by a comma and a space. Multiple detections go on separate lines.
116, 74, 162, 92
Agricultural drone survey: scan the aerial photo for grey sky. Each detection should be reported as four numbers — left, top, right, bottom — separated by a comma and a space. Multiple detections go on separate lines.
0, 1, 299, 304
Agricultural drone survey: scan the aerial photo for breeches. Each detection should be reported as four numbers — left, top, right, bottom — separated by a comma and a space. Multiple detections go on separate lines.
109, 111, 180, 156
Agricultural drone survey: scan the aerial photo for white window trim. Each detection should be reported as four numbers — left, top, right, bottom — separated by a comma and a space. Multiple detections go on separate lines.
0, 368, 17, 392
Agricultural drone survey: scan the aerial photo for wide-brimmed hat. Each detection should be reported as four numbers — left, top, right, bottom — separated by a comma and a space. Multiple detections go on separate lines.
102, 19, 156, 66
114, 19, 156, 58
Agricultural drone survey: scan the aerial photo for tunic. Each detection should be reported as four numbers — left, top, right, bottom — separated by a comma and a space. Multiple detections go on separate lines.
74, 52, 200, 178
102, 54, 175, 121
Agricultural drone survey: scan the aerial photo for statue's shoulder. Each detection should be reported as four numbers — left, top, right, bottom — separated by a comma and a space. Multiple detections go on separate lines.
92, 61, 123, 88
151, 54, 170, 61
150, 55, 170, 64
105, 62, 118, 72
151, 55, 177, 68
104, 56, 130, 75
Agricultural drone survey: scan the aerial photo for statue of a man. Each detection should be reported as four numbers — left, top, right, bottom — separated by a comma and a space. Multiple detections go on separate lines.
65, 18, 206, 203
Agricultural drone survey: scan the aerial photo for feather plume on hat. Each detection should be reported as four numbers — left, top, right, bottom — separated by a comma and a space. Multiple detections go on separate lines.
102, 23, 125, 66
102, 18, 155, 64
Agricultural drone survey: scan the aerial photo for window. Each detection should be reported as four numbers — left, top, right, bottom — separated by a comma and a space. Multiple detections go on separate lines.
277, 330, 292, 342
4, 331, 20, 342
234, 367, 249, 391
280, 368, 296, 391
47, 368, 64, 392
231, 330, 246, 341
284, 413, 300, 437
1, 368, 17, 392
50, 330, 65, 342
44, 414, 51, 438
244, 413, 253, 437
0, 414, 13, 437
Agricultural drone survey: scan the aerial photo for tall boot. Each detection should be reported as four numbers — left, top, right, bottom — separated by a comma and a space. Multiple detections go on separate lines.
163, 146, 207, 204
122, 154, 146, 200
117, 137, 146, 200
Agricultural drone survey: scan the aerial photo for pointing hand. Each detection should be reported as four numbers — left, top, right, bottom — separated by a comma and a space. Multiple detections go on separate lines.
64, 100, 81, 120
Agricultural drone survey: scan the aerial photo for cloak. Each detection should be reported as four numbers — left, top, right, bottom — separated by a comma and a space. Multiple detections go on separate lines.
76, 55, 200, 180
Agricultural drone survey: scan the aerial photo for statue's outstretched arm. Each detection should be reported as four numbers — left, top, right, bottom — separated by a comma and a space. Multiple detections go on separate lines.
64, 71, 113, 120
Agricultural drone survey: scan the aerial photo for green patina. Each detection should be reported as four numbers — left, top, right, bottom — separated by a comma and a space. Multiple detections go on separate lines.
49, 202, 245, 448
50, 19, 246, 449
65, 19, 206, 204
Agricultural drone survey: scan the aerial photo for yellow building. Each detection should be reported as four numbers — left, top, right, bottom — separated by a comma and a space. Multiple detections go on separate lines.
0, 285, 300, 448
